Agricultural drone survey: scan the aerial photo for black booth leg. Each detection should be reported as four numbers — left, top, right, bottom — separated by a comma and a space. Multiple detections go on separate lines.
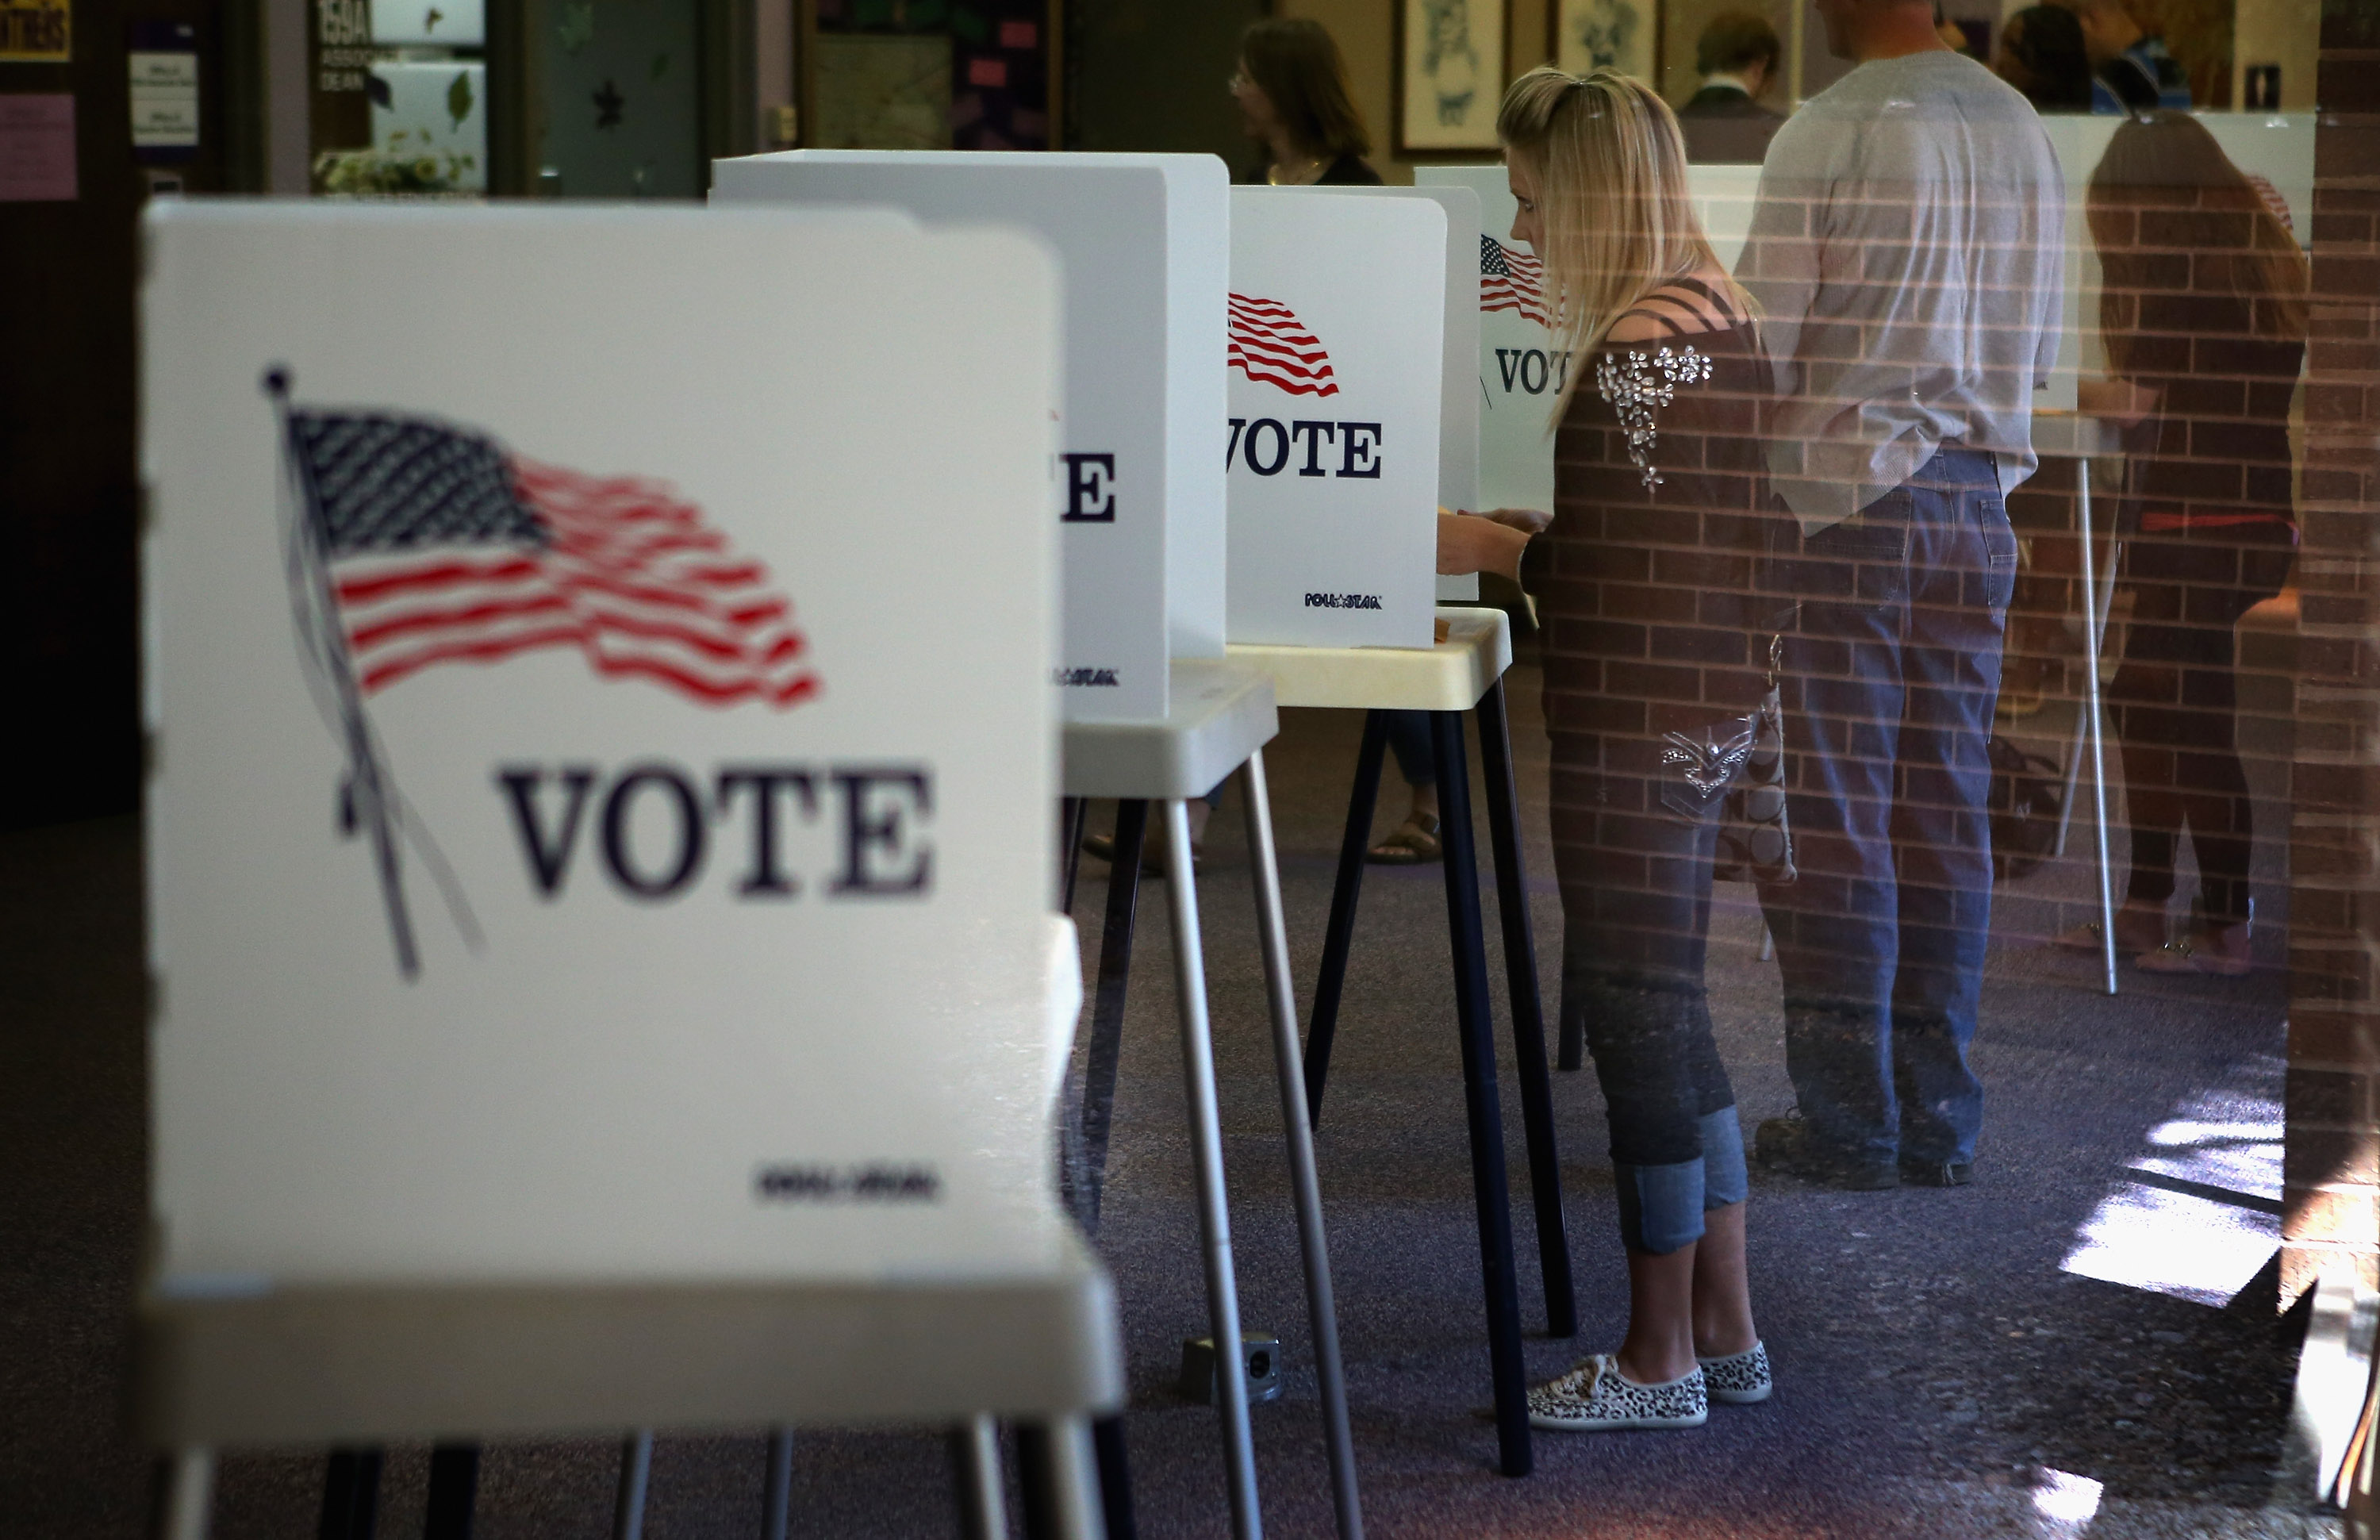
1060, 797, 1089, 916
1432, 710, 1534, 1477
1303, 711, 1388, 1129
318, 1447, 382, 1540
423, 1444, 479, 1540
1071, 800, 1147, 1235
1091, 1415, 1137, 1540
1474, 679, 1579, 1339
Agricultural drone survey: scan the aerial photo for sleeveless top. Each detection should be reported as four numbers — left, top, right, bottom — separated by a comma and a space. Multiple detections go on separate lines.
1542, 275, 1788, 741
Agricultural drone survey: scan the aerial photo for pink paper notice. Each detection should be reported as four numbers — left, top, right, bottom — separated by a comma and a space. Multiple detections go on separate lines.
0, 94, 76, 202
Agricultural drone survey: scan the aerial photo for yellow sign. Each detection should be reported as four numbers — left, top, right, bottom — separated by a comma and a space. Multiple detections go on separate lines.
0, 0, 70, 62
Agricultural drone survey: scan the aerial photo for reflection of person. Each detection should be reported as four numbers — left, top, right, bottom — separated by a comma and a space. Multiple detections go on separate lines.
1737, 0, 2063, 1190
1231, 19, 1381, 187
1993, 5, 2095, 110
1676, 11, 1787, 164
2044, 0, 2191, 113
1441, 63, 1783, 1436
2059, 113, 2306, 974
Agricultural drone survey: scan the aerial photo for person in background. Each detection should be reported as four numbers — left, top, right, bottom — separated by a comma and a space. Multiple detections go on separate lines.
2046, 0, 2191, 113
1737, 0, 2063, 1191
1993, 4, 2096, 110
1231, 18, 1382, 187
2056, 113, 2307, 974
1441, 63, 1783, 1435
1676, 11, 1787, 164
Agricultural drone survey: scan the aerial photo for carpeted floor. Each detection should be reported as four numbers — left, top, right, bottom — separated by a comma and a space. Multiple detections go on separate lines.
0, 660, 2340, 1538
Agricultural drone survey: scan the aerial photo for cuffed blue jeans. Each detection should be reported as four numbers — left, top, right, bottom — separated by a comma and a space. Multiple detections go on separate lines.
1759, 445, 2016, 1168
1553, 729, 1746, 1255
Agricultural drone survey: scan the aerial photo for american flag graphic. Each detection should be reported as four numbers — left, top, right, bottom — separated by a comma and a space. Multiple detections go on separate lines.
1228, 293, 1339, 397
291, 413, 817, 708
264, 369, 816, 979
1480, 234, 1549, 327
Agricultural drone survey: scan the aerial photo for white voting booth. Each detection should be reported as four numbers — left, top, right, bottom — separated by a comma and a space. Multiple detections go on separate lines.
1305, 183, 1485, 604
1221, 187, 1575, 1480
1415, 166, 1560, 522
710, 152, 1364, 1540
1225, 190, 1444, 649
710, 151, 1227, 725
140, 201, 1114, 1537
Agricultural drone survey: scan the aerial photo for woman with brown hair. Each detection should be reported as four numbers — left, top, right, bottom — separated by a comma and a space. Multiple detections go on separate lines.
1231, 20, 1380, 186
2062, 111, 2308, 974
1442, 64, 1784, 1432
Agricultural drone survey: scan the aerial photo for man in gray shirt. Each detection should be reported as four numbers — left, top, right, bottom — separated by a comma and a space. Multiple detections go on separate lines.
1737, 0, 2063, 1189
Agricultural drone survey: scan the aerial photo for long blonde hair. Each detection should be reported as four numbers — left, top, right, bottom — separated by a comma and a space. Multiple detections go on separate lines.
1495, 66, 1749, 420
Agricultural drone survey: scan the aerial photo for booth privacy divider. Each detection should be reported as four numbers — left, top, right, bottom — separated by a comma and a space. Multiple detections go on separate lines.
710, 150, 1230, 726
140, 199, 1115, 1539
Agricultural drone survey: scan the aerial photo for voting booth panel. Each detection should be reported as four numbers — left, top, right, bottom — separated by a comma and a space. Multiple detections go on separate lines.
143, 203, 1077, 1290
1307, 182, 1484, 604
1414, 166, 1560, 523
712, 151, 1229, 726
1226, 190, 1444, 650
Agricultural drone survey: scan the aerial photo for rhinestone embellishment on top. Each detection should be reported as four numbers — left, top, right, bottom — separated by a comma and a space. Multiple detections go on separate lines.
1595, 344, 1714, 491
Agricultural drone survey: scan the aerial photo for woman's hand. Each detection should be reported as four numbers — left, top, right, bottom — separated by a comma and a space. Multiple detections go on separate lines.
2077, 377, 2160, 429
1437, 509, 1532, 580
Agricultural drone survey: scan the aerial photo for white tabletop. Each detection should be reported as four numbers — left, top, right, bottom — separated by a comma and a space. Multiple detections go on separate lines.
1060, 659, 1280, 800
1226, 605, 1512, 713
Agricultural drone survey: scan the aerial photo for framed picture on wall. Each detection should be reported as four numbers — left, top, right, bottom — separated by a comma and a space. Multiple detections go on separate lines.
1552, 0, 1659, 83
1395, 0, 1511, 154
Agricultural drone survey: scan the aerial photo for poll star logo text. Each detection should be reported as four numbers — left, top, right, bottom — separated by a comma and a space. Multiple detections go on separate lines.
497, 762, 934, 902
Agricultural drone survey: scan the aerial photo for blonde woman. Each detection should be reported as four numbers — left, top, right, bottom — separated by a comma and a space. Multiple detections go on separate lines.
1443, 65, 1782, 1432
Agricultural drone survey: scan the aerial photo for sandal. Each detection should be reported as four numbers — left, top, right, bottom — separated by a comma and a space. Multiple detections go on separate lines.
1081, 829, 1192, 880
1365, 812, 1442, 865
2136, 924, 2252, 977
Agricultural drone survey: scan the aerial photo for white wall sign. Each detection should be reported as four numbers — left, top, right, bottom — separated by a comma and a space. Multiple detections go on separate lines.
370, 0, 485, 44
1308, 182, 1484, 601
144, 202, 1072, 1285
1415, 165, 1560, 521
712, 151, 1229, 724
1226, 190, 1443, 649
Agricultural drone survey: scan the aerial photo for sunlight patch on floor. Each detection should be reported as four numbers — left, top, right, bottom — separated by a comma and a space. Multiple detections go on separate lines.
2060, 1058, 2283, 1307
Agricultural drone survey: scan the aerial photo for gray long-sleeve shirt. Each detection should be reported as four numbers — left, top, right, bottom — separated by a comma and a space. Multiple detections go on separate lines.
1737, 49, 2065, 532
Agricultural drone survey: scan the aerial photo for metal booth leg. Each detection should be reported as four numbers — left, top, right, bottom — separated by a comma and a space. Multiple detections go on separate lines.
762, 1427, 794, 1540
950, 1417, 1009, 1540
425, 1442, 481, 1540
1303, 712, 1390, 1127
1240, 748, 1366, 1540
1472, 681, 1578, 1339
1071, 801, 1148, 1231
158, 1448, 215, 1540
611, 1432, 651, 1540
1017, 1419, 1110, 1540
1161, 798, 1264, 1538
1431, 711, 1534, 1477
319, 1446, 383, 1539
1061, 797, 1090, 916
2075, 459, 2120, 996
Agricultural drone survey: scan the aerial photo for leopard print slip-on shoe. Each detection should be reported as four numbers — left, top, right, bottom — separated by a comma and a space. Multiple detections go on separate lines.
1526, 1353, 1709, 1431
1697, 1341, 1772, 1404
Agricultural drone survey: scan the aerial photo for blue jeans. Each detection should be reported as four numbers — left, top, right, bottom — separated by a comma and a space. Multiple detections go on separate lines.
1552, 729, 1745, 1254
1759, 446, 2016, 1167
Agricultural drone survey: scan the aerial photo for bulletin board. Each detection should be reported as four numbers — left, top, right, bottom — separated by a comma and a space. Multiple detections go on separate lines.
798, 0, 1062, 152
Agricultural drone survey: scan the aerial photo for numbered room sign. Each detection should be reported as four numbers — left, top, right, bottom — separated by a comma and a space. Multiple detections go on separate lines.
713, 151, 1229, 724
143, 202, 1070, 1286
1415, 165, 1561, 521
1226, 190, 1444, 648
